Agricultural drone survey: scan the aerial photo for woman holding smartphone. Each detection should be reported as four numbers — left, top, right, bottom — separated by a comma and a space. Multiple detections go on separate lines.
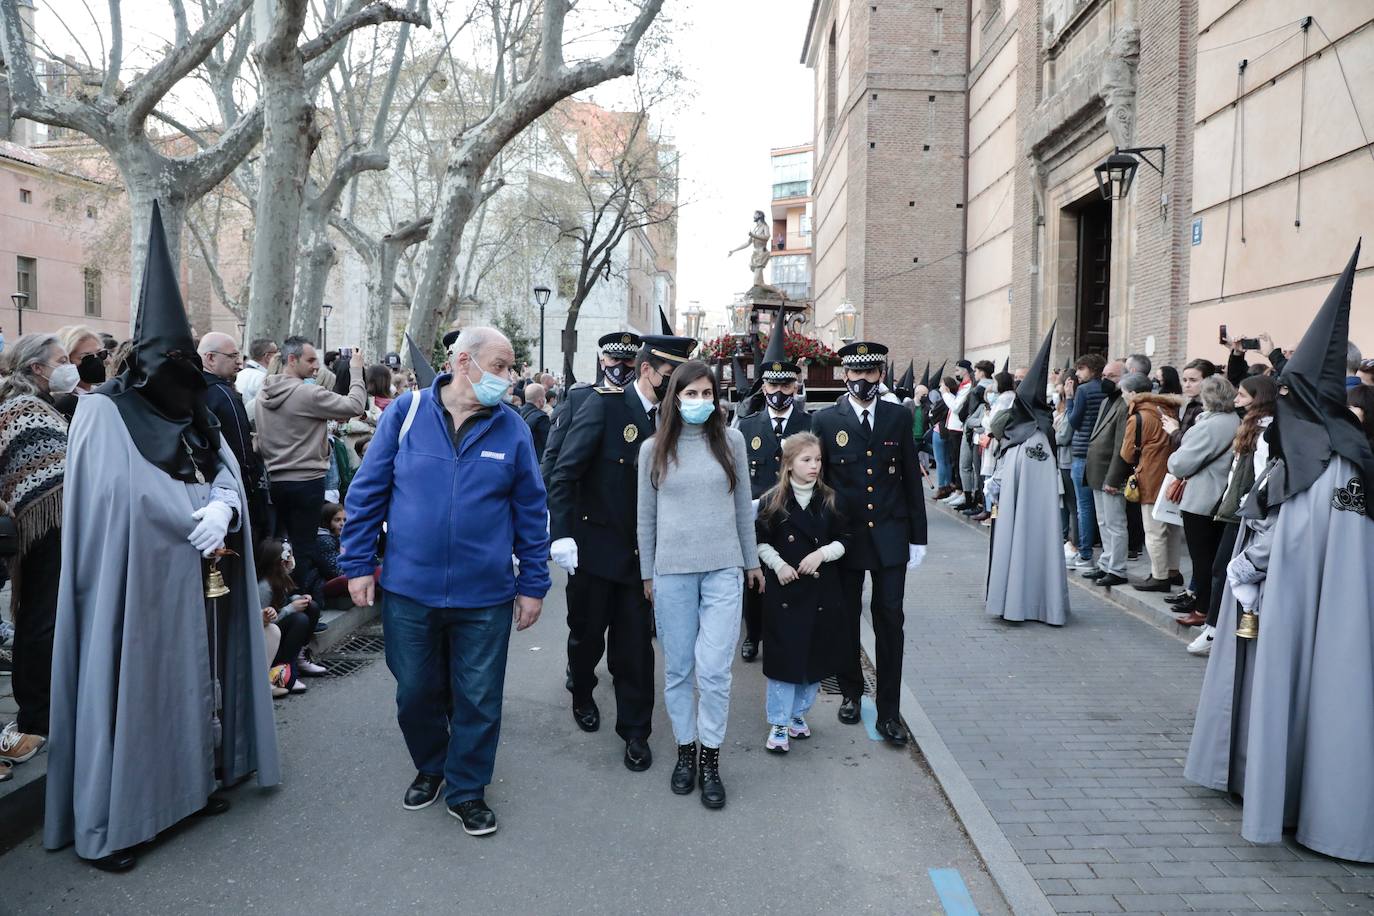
637, 360, 762, 810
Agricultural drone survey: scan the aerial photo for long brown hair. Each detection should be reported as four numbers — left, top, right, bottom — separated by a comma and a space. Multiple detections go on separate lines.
649, 359, 738, 492
1233, 375, 1278, 456
758, 432, 836, 525
256, 538, 296, 608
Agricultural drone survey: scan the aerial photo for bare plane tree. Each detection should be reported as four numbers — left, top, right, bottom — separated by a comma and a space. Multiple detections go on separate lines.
401, 0, 665, 353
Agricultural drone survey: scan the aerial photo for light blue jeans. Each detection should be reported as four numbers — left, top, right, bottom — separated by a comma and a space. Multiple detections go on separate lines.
766, 679, 821, 727
652, 568, 743, 748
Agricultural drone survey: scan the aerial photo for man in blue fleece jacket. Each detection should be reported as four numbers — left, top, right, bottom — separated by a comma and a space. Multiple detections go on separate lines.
342, 327, 549, 838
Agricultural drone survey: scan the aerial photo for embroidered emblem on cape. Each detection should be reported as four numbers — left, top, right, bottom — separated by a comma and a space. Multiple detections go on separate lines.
1332, 476, 1365, 514
835, 430, 849, 448
1025, 443, 1050, 462
623, 424, 638, 443
751, 436, 762, 450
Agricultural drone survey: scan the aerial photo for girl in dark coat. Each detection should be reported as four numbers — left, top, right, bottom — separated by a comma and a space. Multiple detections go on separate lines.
754, 432, 850, 753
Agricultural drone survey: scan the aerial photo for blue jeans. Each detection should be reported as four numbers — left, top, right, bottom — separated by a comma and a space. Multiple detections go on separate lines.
932, 427, 952, 488
382, 591, 513, 805
766, 679, 820, 727
1070, 457, 1098, 560
653, 568, 743, 748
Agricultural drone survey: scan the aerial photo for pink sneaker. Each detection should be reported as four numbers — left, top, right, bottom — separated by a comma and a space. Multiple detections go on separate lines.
765, 725, 790, 753
788, 716, 811, 739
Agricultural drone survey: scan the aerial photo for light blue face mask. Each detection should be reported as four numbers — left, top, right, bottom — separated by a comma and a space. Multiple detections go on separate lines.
303, 377, 317, 385
468, 365, 511, 407
678, 397, 715, 425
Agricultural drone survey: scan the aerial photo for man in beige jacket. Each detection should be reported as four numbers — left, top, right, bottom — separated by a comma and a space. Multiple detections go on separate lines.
256, 335, 367, 596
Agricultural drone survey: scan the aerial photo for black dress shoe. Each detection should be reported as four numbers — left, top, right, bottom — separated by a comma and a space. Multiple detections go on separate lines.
624, 737, 652, 772
89, 849, 137, 872
565, 665, 574, 693
671, 742, 697, 795
1165, 589, 1196, 606
1168, 572, 1186, 586
740, 638, 758, 662
448, 799, 498, 836
194, 794, 231, 816
572, 700, 600, 733
1132, 576, 1174, 592
876, 718, 908, 747
837, 698, 861, 725
698, 746, 726, 809
1095, 573, 1129, 587
1081, 568, 1107, 580
403, 772, 444, 810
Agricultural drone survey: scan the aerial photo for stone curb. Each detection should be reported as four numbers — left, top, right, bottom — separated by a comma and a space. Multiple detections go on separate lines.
860, 619, 1054, 916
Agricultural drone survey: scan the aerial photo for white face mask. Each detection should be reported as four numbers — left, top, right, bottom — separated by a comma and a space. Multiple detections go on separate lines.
48, 362, 81, 394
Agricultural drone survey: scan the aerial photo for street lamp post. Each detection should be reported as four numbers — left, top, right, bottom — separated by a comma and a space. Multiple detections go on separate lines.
10, 292, 27, 336
533, 285, 552, 373
320, 302, 333, 351
683, 302, 705, 341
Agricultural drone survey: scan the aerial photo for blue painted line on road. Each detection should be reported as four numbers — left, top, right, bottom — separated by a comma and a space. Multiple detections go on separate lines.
929, 868, 979, 916
859, 695, 882, 741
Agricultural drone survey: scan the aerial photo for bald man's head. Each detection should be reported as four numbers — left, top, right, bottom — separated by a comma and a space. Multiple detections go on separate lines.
198, 332, 242, 381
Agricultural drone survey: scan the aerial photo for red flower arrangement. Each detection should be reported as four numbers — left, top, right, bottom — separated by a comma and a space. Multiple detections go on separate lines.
700, 330, 839, 366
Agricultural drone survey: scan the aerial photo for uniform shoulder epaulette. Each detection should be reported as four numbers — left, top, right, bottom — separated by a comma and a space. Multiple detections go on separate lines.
570, 381, 592, 390
594, 385, 623, 394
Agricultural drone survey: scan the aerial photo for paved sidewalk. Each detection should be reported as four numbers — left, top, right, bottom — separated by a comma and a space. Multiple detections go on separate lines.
905, 497, 1374, 914
2, 574, 1009, 915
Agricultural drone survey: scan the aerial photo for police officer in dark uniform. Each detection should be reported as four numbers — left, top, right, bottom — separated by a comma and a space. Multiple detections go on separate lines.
547, 333, 696, 771
734, 328, 811, 661
811, 341, 927, 746
541, 332, 641, 480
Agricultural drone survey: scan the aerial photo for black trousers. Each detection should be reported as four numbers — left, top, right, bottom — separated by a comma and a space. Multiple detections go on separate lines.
566, 571, 654, 740
13, 529, 61, 736
1182, 511, 1225, 619
1126, 500, 1145, 554
272, 610, 314, 671
839, 565, 907, 722
271, 477, 326, 598
1206, 522, 1240, 628
741, 581, 763, 644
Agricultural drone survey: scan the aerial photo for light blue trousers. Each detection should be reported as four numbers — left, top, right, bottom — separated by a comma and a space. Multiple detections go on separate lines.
766, 679, 821, 727
652, 568, 743, 748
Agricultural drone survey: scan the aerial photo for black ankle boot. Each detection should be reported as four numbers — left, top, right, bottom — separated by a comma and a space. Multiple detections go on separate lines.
698, 745, 726, 809
670, 742, 696, 795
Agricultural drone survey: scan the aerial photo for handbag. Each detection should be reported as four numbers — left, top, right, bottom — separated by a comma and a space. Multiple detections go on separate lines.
1166, 438, 1234, 506
1123, 410, 1144, 504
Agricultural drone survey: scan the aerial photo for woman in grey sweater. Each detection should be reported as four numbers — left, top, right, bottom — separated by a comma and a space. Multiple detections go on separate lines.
638, 360, 762, 810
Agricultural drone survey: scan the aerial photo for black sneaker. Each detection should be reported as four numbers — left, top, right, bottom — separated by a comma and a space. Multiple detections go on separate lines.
403, 772, 444, 810
448, 799, 498, 836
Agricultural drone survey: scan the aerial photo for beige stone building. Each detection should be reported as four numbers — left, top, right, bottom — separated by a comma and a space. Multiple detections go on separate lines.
805, 0, 1374, 373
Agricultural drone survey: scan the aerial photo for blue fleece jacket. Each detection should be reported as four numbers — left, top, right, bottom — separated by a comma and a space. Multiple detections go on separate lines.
341, 375, 551, 608
1067, 378, 1105, 459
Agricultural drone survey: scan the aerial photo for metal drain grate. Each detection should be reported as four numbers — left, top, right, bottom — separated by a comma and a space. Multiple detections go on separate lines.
820, 673, 877, 696
320, 657, 376, 678
331, 633, 385, 655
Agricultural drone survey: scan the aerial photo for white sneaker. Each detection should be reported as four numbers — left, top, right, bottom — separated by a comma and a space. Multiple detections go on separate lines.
296, 652, 328, 677
940, 491, 962, 505
1063, 542, 1077, 562
948, 493, 968, 509
289, 678, 309, 694
766, 725, 790, 753
1187, 625, 1215, 656
1072, 555, 1096, 570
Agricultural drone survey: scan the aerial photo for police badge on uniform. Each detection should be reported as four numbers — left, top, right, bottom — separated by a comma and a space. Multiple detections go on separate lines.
836, 430, 849, 447
751, 436, 762, 450
624, 424, 638, 443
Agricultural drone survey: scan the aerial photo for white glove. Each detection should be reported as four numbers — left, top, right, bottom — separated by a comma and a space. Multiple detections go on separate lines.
550, 537, 579, 574
907, 544, 927, 570
1231, 581, 1260, 611
1226, 554, 1262, 588
189, 501, 234, 557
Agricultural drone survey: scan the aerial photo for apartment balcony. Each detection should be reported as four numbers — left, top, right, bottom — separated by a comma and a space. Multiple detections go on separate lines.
774, 281, 811, 301
772, 180, 809, 200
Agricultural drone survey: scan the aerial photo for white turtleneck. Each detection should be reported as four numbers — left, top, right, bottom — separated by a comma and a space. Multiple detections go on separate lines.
756, 476, 847, 574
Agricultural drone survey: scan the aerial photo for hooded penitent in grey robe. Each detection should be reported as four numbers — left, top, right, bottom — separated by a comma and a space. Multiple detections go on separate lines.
1185, 240, 1374, 862
986, 323, 1069, 625
985, 430, 1069, 625
1184, 455, 1374, 861
44, 201, 279, 862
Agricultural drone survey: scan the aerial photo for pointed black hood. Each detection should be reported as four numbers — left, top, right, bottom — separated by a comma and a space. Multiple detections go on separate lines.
897, 361, 914, 398
758, 327, 799, 380
659, 307, 674, 335
1004, 323, 1056, 447
920, 361, 931, 389
1002, 356, 1010, 375
97, 200, 220, 483
406, 333, 437, 388
1261, 241, 1374, 518
731, 352, 752, 398
933, 360, 948, 389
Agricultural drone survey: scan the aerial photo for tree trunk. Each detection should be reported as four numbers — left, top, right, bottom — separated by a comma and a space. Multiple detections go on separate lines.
122, 162, 189, 329
403, 161, 482, 354
291, 222, 336, 341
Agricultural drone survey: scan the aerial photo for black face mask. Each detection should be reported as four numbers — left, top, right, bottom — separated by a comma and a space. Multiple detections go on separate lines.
765, 390, 794, 411
847, 377, 880, 403
604, 363, 635, 388
78, 352, 106, 385
652, 373, 671, 402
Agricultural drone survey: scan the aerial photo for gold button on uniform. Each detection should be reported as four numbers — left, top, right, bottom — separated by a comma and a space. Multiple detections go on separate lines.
867, 486, 874, 493
867, 468, 873, 476
867, 504, 874, 510
868, 521, 875, 528
866, 450, 873, 457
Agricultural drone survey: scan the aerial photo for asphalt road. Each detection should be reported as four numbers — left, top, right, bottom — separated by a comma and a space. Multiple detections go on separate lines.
1, 570, 1008, 915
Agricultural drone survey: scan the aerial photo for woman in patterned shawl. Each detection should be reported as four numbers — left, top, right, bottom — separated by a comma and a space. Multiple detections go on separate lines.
0, 333, 71, 769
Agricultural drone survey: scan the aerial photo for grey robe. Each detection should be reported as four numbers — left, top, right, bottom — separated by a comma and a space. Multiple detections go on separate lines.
986, 430, 1069, 625
45, 394, 280, 859
1185, 456, 1374, 862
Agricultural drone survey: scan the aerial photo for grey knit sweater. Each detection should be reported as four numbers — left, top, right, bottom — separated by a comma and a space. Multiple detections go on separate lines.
637, 423, 759, 578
